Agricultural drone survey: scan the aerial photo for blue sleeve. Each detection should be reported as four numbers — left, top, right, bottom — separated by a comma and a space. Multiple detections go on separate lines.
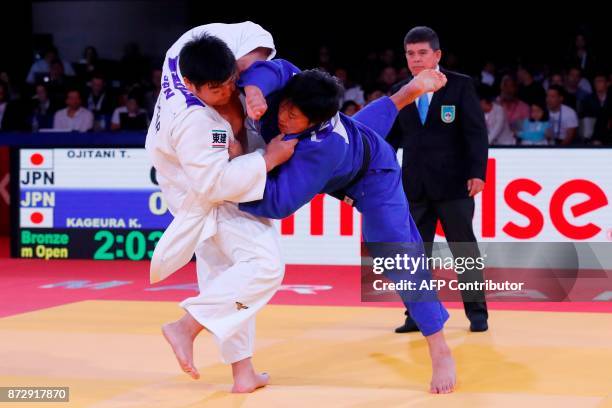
352, 96, 399, 139
239, 135, 345, 219
238, 59, 301, 97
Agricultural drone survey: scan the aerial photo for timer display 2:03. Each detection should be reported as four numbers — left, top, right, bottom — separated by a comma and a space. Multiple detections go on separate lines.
94, 230, 163, 260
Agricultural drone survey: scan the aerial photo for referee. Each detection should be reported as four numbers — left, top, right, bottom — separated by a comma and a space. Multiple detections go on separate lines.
388, 26, 489, 333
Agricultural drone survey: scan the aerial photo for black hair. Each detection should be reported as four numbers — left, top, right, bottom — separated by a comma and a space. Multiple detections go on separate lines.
279, 69, 344, 125
65, 88, 82, 99
404, 26, 440, 51
477, 84, 496, 103
547, 84, 566, 98
341, 100, 359, 114
179, 34, 236, 89
530, 101, 549, 121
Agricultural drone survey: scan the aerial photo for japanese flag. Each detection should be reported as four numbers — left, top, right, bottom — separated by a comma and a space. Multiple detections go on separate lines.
20, 208, 54, 228
20, 150, 54, 169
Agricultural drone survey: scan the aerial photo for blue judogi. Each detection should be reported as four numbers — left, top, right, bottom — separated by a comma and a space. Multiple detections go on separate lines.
238, 60, 449, 335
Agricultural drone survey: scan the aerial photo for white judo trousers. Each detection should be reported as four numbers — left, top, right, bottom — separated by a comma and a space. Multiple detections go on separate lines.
146, 22, 283, 363
181, 203, 283, 363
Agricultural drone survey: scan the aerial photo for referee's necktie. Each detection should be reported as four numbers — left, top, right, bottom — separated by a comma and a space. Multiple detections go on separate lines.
418, 94, 429, 125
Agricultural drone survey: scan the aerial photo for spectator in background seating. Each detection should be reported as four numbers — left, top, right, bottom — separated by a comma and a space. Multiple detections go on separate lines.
120, 42, 150, 87
479, 85, 515, 145
0, 81, 29, 131
480, 61, 497, 87
74, 46, 100, 82
398, 67, 410, 81
365, 88, 385, 105
53, 89, 94, 132
546, 84, 579, 145
543, 71, 564, 90
85, 74, 115, 130
335, 67, 365, 106
144, 68, 162, 118
31, 83, 59, 130
586, 74, 612, 146
317, 45, 334, 73
517, 102, 551, 145
497, 74, 529, 132
45, 59, 77, 105
378, 66, 398, 94
566, 34, 596, 78
517, 66, 546, 106
565, 66, 592, 110
26, 46, 75, 84
340, 100, 360, 116
0, 71, 21, 101
110, 90, 149, 131
379, 48, 397, 67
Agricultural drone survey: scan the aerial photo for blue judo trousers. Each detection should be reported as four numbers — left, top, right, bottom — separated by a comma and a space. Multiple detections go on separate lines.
238, 60, 449, 336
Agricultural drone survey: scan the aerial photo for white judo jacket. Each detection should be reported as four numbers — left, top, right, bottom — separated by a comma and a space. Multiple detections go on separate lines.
146, 22, 276, 283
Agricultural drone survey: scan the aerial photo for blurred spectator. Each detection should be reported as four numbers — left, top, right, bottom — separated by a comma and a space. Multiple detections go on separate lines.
480, 61, 496, 87
120, 42, 150, 87
517, 66, 546, 106
479, 85, 515, 145
0, 81, 29, 130
398, 67, 410, 81
74, 46, 100, 82
317, 46, 333, 73
365, 88, 385, 105
340, 100, 360, 116
566, 34, 596, 78
378, 66, 398, 94
565, 66, 592, 110
379, 48, 397, 67
497, 75, 529, 132
546, 84, 578, 145
31, 83, 59, 130
335, 68, 365, 106
111, 91, 149, 130
363, 50, 382, 89
85, 74, 116, 130
517, 102, 551, 145
144, 68, 162, 117
543, 71, 564, 90
0, 71, 21, 100
585, 74, 612, 145
442, 51, 460, 71
26, 46, 75, 84
45, 59, 77, 105
53, 89, 94, 132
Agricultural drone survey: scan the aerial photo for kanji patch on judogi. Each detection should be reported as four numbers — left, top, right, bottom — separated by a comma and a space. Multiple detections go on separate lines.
211, 129, 228, 148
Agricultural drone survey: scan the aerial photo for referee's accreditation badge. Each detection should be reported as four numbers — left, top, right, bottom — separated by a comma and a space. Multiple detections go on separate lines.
441, 105, 456, 123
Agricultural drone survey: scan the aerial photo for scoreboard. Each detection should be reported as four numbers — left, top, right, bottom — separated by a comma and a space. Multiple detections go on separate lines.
14, 148, 171, 260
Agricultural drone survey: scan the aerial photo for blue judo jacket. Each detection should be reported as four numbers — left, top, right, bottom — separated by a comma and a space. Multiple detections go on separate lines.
237, 59, 401, 219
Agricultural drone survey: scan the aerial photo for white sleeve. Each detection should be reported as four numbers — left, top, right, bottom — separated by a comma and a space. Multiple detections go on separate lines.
53, 111, 63, 129
80, 110, 94, 132
111, 108, 120, 126
487, 106, 506, 144
172, 109, 266, 204
566, 107, 579, 128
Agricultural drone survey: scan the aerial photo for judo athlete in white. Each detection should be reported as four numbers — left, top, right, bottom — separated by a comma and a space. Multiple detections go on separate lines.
145, 24, 297, 392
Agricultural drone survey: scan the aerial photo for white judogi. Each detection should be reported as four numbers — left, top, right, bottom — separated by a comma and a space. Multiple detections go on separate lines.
146, 22, 283, 363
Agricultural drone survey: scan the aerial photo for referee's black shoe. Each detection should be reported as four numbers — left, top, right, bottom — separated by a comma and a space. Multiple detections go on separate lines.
394, 316, 419, 333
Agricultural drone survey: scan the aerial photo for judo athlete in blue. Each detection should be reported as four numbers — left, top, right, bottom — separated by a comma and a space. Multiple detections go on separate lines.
236, 60, 457, 394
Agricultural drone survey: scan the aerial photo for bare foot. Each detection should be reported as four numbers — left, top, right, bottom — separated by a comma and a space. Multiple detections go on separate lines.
231, 357, 270, 393
425, 330, 456, 394
161, 314, 203, 380
429, 349, 456, 394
